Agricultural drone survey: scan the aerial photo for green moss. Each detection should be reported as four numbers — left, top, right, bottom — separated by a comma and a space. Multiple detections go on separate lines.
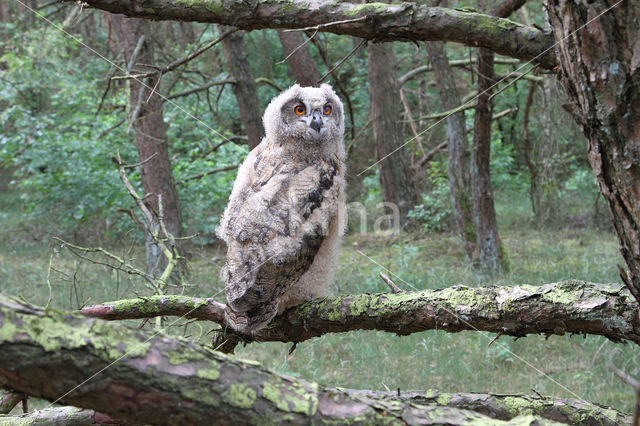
167, 350, 194, 365
424, 389, 437, 399
342, 2, 393, 18
182, 387, 218, 406
225, 383, 257, 409
111, 298, 159, 315
262, 380, 318, 415
204, 1, 225, 14
237, 357, 262, 367
263, 381, 290, 412
173, 0, 205, 7
0, 308, 20, 343
542, 280, 584, 305
436, 393, 451, 405
196, 366, 220, 381
348, 294, 370, 316
0, 306, 151, 361
324, 297, 347, 321
437, 286, 483, 309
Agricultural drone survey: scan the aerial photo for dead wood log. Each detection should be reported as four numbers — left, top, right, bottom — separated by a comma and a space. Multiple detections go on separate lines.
0, 297, 629, 425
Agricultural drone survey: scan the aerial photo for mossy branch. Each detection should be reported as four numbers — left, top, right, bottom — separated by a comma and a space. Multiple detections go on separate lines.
62, 0, 556, 69
80, 280, 640, 346
0, 297, 629, 425
0, 406, 125, 425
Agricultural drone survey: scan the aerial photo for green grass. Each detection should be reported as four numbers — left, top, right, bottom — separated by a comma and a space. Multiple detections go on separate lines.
0, 189, 637, 414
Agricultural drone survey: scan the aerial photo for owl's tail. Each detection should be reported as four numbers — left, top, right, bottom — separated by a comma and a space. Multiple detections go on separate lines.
224, 299, 279, 333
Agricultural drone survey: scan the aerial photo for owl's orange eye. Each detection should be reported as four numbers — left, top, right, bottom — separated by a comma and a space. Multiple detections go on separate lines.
323, 104, 332, 115
294, 105, 306, 115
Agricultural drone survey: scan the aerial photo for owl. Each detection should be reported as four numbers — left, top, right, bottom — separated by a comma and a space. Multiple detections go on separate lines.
217, 84, 347, 333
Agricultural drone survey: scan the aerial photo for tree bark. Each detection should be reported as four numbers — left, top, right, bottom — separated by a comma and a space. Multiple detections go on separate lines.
221, 28, 264, 150
0, 297, 629, 425
0, 390, 25, 414
425, 41, 476, 263
344, 388, 629, 426
471, 46, 508, 277
80, 280, 640, 346
367, 42, 417, 223
277, 30, 321, 86
546, 0, 640, 303
522, 81, 542, 220
0, 406, 127, 425
109, 15, 183, 279
67, 1, 557, 69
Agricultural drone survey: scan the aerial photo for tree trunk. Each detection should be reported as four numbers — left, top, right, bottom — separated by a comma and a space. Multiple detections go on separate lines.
277, 30, 321, 86
0, 297, 630, 425
547, 0, 640, 303
109, 15, 183, 279
367, 42, 417, 224
522, 81, 542, 221
221, 28, 264, 150
471, 46, 507, 277
425, 41, 476, 264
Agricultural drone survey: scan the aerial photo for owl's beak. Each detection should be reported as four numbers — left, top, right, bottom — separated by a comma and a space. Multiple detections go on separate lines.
310, 110, 323, 133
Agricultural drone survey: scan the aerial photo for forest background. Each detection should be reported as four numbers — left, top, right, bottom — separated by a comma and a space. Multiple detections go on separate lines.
0, 0, 637, 417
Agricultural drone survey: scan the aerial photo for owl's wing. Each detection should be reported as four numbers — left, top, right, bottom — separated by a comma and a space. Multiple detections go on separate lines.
218, 149, 342, 332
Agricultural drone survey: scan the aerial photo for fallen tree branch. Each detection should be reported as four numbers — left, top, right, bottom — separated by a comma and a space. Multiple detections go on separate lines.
0, 406, 127, 425
0, 390, 25, 414
80, 280, 640, 346
0, 297, 628, 425
343, 389, 630, 426
65, 1, 557, 69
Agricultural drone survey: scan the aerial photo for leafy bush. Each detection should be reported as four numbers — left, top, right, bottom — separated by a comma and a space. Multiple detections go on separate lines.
408, 161, 453, 232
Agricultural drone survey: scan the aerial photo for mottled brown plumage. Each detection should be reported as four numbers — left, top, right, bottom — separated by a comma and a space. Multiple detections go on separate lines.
217, 84, 346, 332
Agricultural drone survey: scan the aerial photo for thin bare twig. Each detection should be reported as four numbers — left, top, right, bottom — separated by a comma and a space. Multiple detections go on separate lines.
411, 140, 448, 170
45, 252, 54, 311
379, 272, 402, 294
284, 16, 368, 32
127, 35, 146, 73
165, 78, 235, 100
117, 151, 158, 170
54, 237, 156, 286
112, 28, 238, 81
317, 38, 366, 84
254, 77, 284, 92
608, 363, 640, 426
277, 29, 318, 65
179, 164, 239, 183
346, 116, 373, 154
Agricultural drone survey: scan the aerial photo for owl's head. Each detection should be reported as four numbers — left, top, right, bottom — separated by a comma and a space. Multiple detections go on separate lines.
263, 84, 345, 150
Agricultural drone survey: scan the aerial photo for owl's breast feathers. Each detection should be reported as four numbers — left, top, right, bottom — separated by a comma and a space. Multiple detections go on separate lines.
219, 146, 343, 331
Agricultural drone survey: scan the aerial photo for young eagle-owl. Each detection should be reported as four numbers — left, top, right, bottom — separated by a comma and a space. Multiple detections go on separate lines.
217, 84, 346, 332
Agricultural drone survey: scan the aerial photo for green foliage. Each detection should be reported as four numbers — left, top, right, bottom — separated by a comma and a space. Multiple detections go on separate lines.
408, 161, 453, 232
0, 29, 136, 236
